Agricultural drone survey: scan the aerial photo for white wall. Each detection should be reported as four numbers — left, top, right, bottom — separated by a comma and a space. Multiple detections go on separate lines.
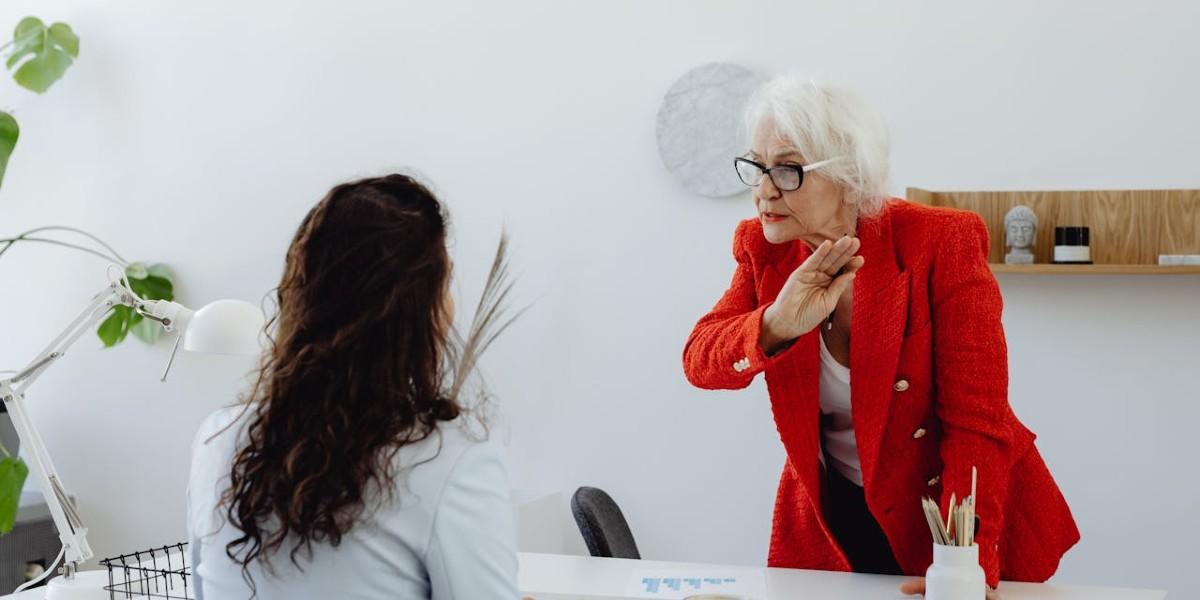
0, 0, 1196, 595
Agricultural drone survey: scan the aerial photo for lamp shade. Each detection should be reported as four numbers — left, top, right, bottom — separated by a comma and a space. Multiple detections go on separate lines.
182, 299, 264, 355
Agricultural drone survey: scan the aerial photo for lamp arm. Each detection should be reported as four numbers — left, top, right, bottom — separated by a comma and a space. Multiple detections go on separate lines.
0, 282, 141, 576
11, 283, 136, 393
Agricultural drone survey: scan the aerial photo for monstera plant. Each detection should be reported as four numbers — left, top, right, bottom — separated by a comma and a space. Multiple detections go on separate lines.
0, 16, 177, 348
0, 17, 179, 534
0, 16, 79, 185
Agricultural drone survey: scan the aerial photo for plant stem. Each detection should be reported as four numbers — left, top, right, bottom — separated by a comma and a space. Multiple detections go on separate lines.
0, 383, 11, 456
0, 225, 130, 266
0, 236, 127, 265
16, 226, 128, 263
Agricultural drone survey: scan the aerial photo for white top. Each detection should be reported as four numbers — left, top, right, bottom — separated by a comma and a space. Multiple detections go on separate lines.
187, 406, 518, 600
516, 552, 1168, 600
819, 333, 863, 486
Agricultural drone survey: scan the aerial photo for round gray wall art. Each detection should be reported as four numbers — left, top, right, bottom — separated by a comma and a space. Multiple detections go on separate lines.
656, 63, 765, 198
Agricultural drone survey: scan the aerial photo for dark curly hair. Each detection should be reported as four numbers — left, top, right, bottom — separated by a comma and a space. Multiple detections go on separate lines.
221, 174, 460, 590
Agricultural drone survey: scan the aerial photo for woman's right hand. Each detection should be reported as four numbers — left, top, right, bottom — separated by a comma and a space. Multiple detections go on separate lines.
760, 235, 864, 353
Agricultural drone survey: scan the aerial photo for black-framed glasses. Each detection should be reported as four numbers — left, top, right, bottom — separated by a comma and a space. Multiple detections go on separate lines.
734, 156, 845, 192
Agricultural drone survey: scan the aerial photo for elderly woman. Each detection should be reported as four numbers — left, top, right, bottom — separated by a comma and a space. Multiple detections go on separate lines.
683, 77, 1079, 594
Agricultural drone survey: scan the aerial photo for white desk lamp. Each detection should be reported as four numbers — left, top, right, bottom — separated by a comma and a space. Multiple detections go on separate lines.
0, 278, 263, 599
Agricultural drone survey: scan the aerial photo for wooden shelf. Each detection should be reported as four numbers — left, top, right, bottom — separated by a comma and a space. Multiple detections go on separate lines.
907, 187, 1200, 275
990, 263, 1200, 275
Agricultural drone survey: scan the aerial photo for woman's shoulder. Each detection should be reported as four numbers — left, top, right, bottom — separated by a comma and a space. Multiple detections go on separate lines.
888, 199, 988, 241
199, 404, 248, 432
731, 217, 793, 264
732, 218, 764, 251
193, 405, 251, 455
405, 419, 503, 475
351, 418, 505, 497
413, 418, 487, 454
880, 200, 994, 285
383, 420, 508, 519
888, 198, 988, 230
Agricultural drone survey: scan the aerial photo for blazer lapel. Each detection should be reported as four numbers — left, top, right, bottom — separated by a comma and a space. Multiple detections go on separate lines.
849, 208, 910, 489
759, 243, 824, 490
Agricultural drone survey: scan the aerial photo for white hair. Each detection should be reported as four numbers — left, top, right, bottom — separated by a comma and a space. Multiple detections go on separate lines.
744, 76, 891, 215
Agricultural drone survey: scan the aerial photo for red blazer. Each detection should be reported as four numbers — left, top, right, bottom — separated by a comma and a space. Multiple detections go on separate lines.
683, 200, 1079, 587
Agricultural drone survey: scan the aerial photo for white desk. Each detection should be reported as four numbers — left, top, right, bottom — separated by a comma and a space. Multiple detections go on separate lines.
518, 552, 1168, 600
0, 553, 1168, 599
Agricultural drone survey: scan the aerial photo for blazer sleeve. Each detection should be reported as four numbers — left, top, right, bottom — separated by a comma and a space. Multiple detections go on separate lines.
683, 220, 799, 390
930, 212, 1035, 587
426, 440, 519, 600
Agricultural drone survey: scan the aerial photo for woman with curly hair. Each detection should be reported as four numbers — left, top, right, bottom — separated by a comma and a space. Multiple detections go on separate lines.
187, 174, 517, 599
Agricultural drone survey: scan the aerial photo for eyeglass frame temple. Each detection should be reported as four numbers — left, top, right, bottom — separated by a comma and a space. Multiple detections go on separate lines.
734, 155, 847, 187
801, 156, 846, 172
734, 155, 847, 175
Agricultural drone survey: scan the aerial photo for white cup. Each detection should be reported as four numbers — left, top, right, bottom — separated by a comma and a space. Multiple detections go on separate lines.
924, 543, 985, 600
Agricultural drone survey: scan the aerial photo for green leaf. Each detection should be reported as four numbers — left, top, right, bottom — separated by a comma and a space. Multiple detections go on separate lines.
125, 262, 148, 280
0, 111, 18, 190
47, 23, 78, 58
97, 305, 133, 347
13, 48, 72, 94
7, 17, 78, 94
0, 457, 29, 534
131, 314, 163, 345
6, 17, 45, 71
129, 274, 173, 301
147, 263, 175, 284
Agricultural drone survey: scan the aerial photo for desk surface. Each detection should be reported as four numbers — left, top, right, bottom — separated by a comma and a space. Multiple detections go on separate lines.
0, 553, 1169, 599
518, 552, 1169, 600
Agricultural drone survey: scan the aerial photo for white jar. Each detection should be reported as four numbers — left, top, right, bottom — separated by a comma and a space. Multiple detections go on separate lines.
924, 543, 985, 600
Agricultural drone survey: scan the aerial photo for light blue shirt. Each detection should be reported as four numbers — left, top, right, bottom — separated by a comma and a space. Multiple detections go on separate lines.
187, 406, 518, 599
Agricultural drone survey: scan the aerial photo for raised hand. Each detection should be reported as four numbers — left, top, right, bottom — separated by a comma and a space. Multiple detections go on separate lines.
759, 235, 863, 354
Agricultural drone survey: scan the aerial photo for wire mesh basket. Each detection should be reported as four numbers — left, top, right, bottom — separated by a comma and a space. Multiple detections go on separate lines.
100, 543, 193, 599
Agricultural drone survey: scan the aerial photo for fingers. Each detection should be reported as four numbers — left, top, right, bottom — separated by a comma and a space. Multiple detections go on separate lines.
899, 579, 925, 596
839, 255, 865, 276
798, 237, 863, 280
811, 238, 840, 272
798, 239, 835, 274
818, 236, 861, 275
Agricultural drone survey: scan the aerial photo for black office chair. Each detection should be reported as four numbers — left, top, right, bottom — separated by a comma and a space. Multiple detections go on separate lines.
571, 486, 641, 559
